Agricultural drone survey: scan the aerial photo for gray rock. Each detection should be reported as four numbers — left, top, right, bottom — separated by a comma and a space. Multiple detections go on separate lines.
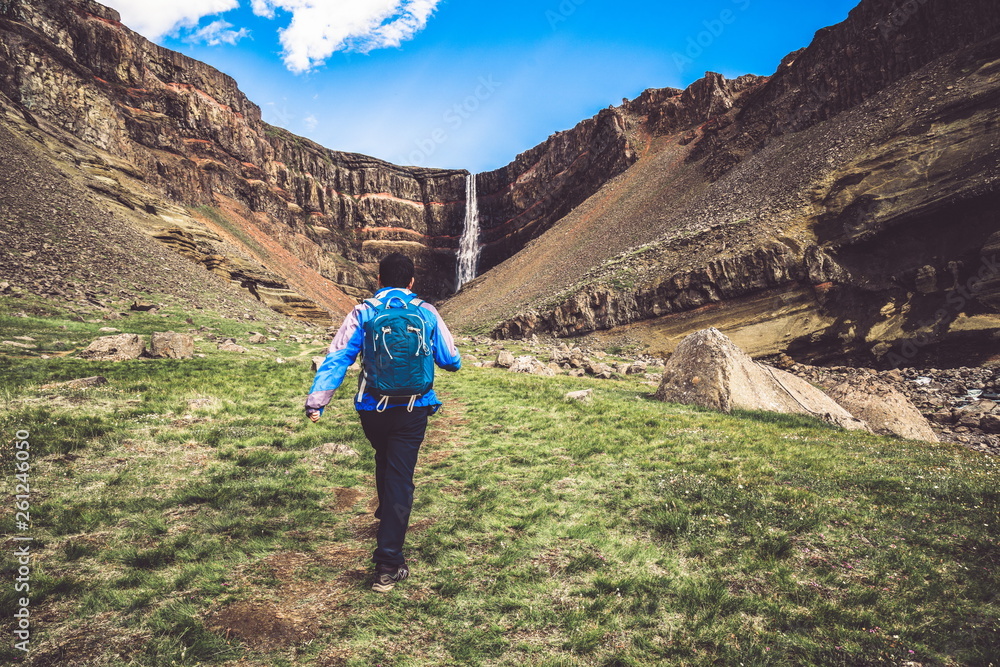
496, 350, 515, 368
825, 377, 939, 442
311, 355, 327, 371
565, 389, 594, 401
586, 361, 613, 377
509, 355, 556, 376
929, 411, 955, 425
979, 414, 1000, 434
150, 332, 194, 359
957, 412, 983, 429
655, 328, 868, 431
217, 341, 249, 354
79, 334, 145, 361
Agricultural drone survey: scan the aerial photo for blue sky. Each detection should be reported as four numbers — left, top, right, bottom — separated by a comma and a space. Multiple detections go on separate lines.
103, 0, 860, 174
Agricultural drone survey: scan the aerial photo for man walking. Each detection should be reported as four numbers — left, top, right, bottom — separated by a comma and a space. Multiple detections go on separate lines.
305, 253, 461, 592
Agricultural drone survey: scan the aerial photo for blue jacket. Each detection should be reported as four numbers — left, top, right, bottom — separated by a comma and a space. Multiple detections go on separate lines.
305, 287, 461, 414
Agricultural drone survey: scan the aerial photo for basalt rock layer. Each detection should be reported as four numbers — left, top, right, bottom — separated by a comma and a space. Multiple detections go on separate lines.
443, 0, 1000, 368
0, 0, 470, 321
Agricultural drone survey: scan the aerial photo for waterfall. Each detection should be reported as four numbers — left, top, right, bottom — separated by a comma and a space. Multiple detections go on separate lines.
456, 173, 481, 290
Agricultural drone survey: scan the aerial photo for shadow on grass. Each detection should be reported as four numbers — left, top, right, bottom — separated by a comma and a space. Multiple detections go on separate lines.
639, 393, 844, 432
729, 408, 844, 431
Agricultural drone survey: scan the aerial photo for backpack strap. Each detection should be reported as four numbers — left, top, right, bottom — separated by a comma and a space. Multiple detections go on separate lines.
356, 372, 367, 404
357, 298, 380, 403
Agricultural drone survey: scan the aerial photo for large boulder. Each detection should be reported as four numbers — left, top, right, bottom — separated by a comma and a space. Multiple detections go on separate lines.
654, 328, 868, 431
824, 377, 939, 442
79, 334, 145, 361
150, 332, 194, 359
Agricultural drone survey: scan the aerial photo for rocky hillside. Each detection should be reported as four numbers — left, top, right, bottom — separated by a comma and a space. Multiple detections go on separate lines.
443, 0, 1000, 368
472, 73, 764, 277
0, 0, 472, 322
0, 115, 295, 325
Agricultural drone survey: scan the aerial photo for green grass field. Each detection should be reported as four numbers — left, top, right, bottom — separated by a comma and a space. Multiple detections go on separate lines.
1, 304, 998, 666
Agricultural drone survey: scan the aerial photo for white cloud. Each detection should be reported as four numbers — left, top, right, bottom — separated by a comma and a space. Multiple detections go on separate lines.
108, 0, 240, 40
187, 20, 251, 46
304, 114, 319, 131
251, 0, 443, 73
250, 0, 276, 19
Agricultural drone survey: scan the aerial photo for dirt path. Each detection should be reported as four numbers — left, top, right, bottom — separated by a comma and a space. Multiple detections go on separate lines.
206, 392, 470, 657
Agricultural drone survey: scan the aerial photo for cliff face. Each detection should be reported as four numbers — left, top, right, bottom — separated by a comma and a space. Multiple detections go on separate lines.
696, 0, 1000, 179
443, 0, 1000, 368
474, 107, 636, 274
0, 0, 469, 321
472, 72, 765, 277
0, 0, 782, 316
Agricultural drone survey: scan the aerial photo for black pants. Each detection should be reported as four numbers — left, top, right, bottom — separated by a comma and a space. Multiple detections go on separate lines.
358, 406, 432, 567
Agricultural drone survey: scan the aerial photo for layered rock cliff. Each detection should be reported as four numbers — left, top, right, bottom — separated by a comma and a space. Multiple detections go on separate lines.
443, 0, 1000, 368
4, 0, 1000, 367
471, 72, 764, 277
0, 0, 470, 321
0, 0, 777, 320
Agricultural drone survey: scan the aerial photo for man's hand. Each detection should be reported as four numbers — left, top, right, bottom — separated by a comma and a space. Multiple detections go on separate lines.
307, 411, 321, 423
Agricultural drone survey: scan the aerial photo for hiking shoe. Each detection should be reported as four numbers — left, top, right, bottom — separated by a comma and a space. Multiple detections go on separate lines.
371, 563, 409, 592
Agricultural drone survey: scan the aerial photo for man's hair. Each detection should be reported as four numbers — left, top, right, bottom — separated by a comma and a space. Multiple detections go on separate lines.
378, 253, 415, 288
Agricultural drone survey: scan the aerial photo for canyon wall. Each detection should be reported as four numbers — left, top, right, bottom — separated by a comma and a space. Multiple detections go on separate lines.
0, 0, 469, 321
445, 0, 1000, 368
473, 72, 765, 277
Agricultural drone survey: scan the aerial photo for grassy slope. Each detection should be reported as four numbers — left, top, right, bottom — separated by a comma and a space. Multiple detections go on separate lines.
1, 302, 998, 666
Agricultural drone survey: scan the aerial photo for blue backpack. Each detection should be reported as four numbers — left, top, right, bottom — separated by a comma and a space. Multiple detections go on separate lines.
357, 294, 434, 411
